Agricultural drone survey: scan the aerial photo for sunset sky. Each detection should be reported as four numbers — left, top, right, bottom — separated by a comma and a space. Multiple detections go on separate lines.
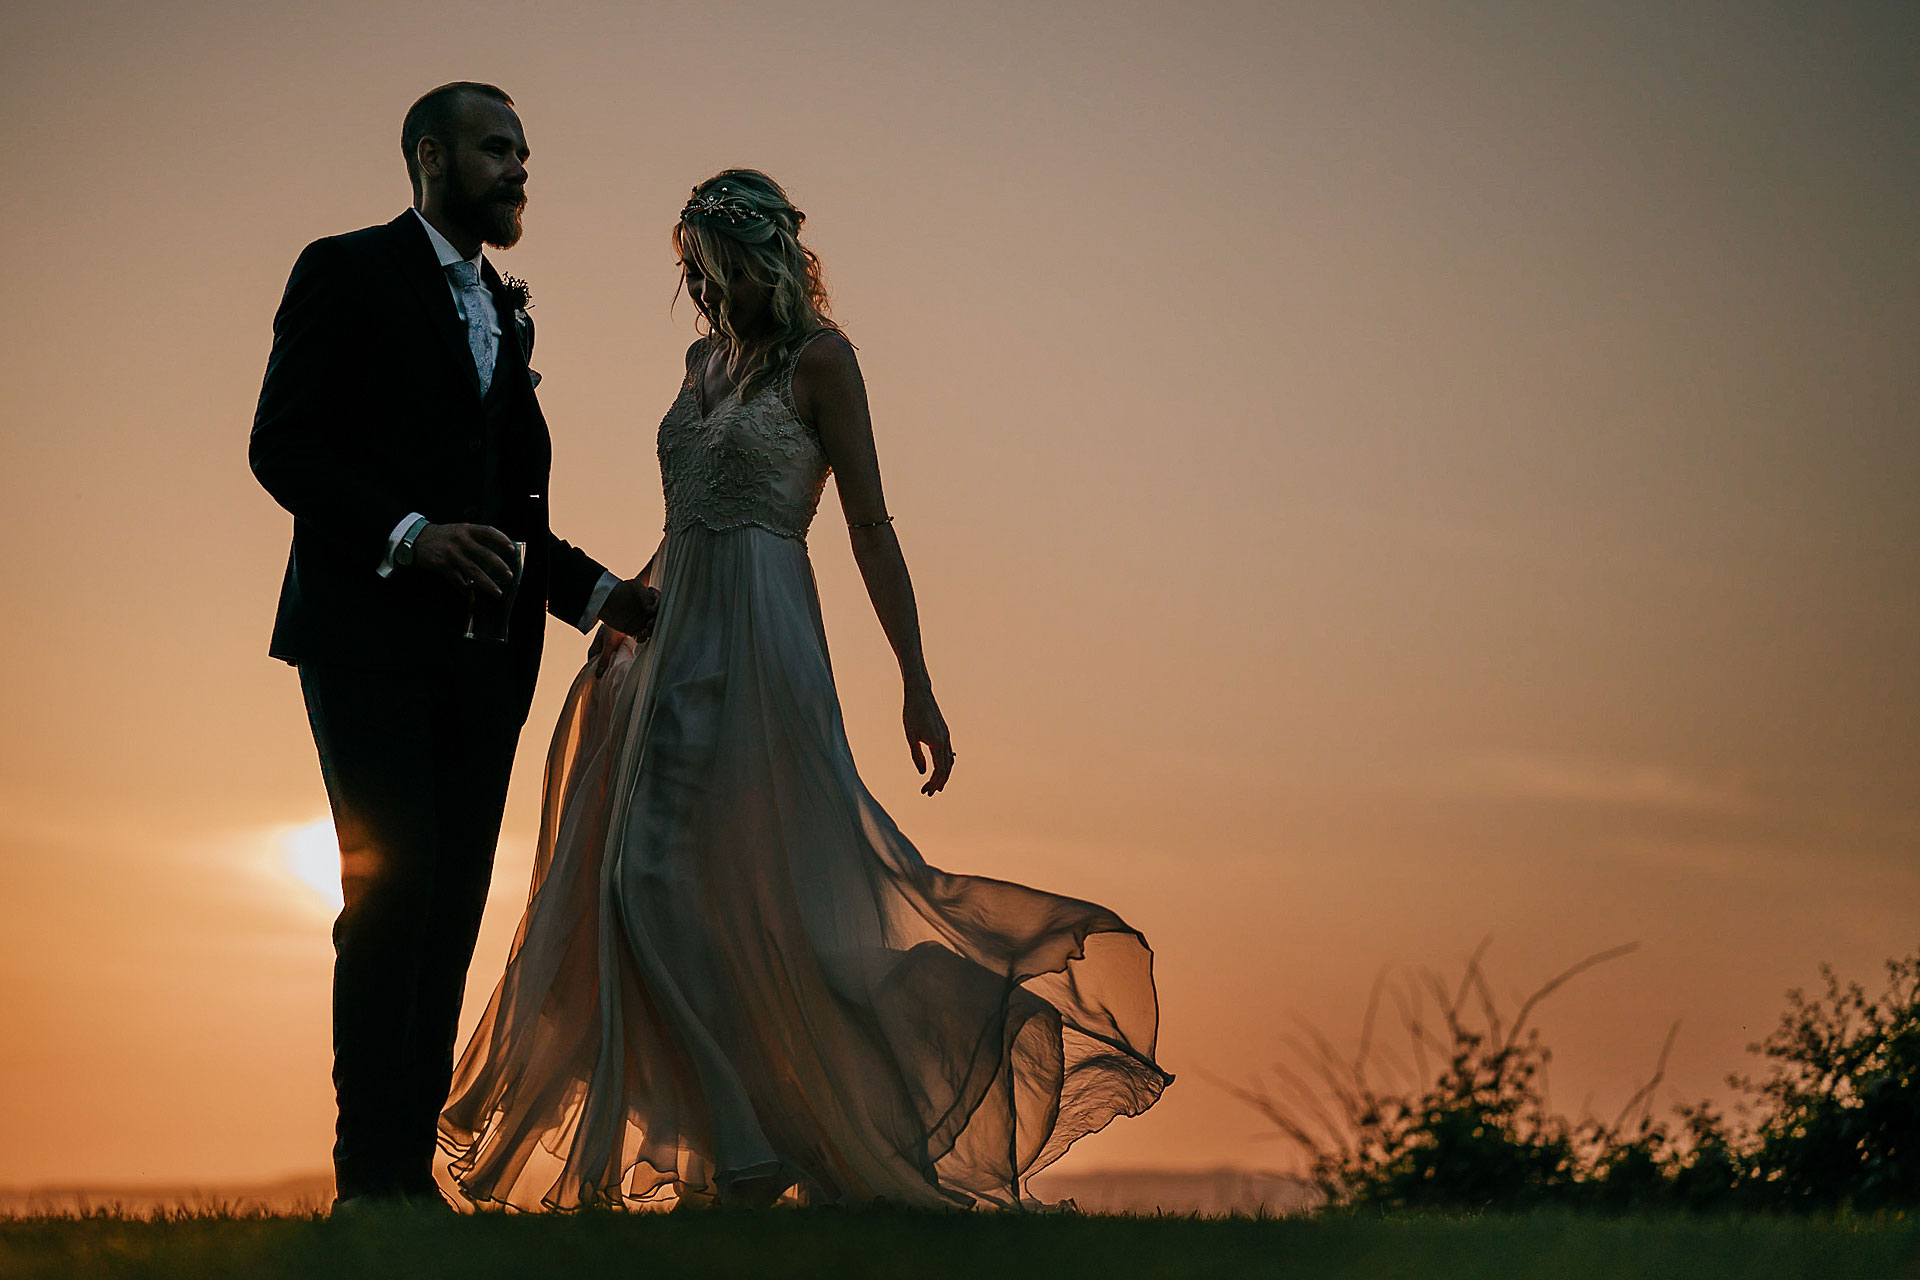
2, 1, 1915, 1188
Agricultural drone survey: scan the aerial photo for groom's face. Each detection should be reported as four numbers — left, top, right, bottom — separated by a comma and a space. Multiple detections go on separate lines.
439, 95, 530, 249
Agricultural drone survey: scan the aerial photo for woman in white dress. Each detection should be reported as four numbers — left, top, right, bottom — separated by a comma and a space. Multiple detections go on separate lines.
439, 171, 1170, 1210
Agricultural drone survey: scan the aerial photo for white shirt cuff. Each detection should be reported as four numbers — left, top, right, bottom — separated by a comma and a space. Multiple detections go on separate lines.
376, 514, 430, 579
577, 570, 621, 632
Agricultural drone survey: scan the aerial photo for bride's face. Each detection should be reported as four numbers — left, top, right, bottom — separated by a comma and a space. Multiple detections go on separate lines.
683, 259, 771, 337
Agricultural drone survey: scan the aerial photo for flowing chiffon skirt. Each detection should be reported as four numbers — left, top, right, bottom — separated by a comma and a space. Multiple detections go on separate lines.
439, 523, 1170, 1210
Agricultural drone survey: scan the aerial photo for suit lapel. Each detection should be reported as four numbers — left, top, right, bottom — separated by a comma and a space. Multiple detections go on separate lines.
479, 261, 552, 495
481, 261, 534, 397
386, 211, 484, 403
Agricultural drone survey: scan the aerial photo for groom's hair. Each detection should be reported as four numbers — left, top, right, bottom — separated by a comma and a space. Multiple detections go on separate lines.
402, 82, 515, 201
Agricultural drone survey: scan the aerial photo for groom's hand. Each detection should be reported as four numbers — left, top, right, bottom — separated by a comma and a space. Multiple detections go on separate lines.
596, 578, 660, 640
413, 523, 518, 597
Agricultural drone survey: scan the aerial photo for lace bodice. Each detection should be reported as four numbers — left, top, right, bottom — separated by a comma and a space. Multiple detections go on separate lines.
658, 337, 832, 541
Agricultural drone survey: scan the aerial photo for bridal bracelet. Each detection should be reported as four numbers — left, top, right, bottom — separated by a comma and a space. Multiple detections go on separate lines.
847, 515, 894, 530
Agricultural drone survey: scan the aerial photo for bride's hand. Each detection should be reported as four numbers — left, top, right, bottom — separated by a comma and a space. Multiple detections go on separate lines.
588, 623, 629, 675
904, 683, 955, 796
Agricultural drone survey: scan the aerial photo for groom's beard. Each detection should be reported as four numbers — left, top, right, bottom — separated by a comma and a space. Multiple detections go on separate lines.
469, 189, 525, 250
447, 164, 527, 249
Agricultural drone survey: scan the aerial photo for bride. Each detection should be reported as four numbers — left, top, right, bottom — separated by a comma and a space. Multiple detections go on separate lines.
438, 170, 1170, 1210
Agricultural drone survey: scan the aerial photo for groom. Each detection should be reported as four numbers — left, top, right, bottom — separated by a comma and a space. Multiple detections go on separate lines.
250, 81, 655, 1208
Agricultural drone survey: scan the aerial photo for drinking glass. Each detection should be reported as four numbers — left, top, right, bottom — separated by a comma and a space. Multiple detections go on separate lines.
465, 540, 527, 643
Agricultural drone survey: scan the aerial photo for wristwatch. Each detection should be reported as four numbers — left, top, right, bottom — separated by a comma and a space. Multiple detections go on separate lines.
393, 516, 431, 567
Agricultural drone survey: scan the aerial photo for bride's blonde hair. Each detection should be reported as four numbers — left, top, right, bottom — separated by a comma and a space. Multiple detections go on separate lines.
672, 169, 841, 403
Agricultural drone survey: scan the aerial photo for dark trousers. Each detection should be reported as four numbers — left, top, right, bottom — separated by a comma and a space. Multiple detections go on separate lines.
298, 649, 526, 1199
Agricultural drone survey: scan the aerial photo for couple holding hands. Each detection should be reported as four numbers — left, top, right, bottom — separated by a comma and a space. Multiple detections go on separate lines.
251, 79, 1167, 1213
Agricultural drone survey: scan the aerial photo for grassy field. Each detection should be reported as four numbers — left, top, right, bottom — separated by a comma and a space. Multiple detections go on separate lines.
2, 1208, 1916, 1280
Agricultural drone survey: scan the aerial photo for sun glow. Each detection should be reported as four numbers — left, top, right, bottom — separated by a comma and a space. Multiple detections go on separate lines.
279, 818, 344, 913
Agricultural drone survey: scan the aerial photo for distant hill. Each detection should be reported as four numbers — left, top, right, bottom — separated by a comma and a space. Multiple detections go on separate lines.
1028, 1167, 1316, 1217
0, 1173, 336, 1217
2, 1168, 1314, 1218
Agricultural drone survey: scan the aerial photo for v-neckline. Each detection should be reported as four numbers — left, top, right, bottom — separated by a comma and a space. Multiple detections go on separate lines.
692, 343, 745, 422
692, 377, 742, 423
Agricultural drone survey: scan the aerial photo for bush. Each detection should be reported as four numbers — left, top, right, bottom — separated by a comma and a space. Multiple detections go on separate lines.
1222, 944, 1920, 1213
1737, 952, 1920, 1211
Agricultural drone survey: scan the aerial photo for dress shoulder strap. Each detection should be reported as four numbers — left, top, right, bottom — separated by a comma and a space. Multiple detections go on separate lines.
683, 336, 713, 385
777, 328, 839, 420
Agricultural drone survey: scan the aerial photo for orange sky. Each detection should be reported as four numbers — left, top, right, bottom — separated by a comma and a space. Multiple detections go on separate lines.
2, 1, 1916, 1187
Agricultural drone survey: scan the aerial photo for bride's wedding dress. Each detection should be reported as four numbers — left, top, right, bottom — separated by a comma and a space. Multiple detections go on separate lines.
439, 335, 1170, 1210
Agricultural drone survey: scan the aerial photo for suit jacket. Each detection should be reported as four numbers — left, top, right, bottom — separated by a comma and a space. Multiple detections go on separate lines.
251, 210, 607, 702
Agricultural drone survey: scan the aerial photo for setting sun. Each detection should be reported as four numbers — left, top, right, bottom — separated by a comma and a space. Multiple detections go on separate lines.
278, 819, 343, 914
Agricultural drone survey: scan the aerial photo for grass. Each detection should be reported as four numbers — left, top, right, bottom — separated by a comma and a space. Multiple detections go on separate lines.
2, 1207, 1916, 1280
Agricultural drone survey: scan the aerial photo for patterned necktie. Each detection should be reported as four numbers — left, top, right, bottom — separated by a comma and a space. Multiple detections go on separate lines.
444, 259, 496, 393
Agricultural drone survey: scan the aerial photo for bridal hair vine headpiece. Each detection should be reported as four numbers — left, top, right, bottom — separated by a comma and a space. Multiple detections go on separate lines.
680, 185, 770, 228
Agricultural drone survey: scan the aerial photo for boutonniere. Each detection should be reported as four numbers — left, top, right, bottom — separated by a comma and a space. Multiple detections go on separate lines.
499, 273, 533, 318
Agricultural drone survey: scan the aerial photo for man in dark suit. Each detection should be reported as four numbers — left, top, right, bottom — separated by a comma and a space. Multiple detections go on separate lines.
250, 81, 656, 1209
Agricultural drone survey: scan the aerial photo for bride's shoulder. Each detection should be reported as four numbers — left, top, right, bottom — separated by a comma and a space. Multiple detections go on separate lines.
683, 337, 710, 372
789, 330, 863, 425
791, 329, 859, 386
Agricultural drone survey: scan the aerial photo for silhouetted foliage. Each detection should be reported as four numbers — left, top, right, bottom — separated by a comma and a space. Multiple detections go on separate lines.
1735, 952, 1920, 1211
1220, 944, 1920, 1213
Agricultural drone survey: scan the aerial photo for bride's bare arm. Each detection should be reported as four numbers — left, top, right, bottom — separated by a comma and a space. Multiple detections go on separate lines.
796, 334, 956, 796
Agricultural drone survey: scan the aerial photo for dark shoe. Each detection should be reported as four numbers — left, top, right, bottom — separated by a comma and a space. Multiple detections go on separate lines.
331, 1191, 409, 1217
718, 1172, 792, 1209
402, 1185, 456, 1214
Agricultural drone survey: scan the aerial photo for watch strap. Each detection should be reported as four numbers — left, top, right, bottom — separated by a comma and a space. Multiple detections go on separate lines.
395, 514, 431, 565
